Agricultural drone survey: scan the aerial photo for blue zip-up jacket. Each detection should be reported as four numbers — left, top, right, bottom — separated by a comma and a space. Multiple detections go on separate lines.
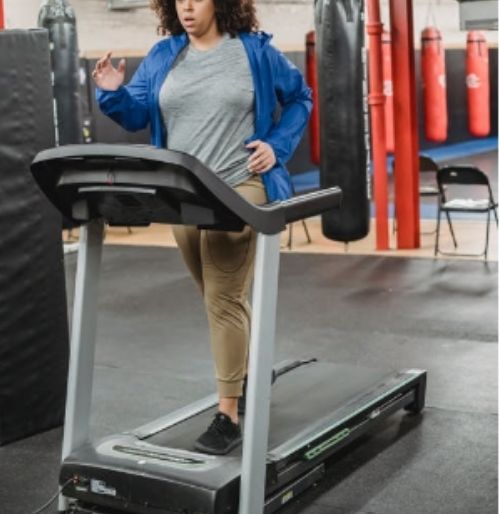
96, 31, 312, 202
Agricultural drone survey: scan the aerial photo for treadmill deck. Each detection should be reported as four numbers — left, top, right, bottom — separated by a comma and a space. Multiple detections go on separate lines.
145, 361, 414, 453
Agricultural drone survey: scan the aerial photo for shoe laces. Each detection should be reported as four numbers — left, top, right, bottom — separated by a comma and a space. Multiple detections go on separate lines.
208, 413, 232, 435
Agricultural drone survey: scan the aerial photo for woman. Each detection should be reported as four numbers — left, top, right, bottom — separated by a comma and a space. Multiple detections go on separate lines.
92, 0, 311, 455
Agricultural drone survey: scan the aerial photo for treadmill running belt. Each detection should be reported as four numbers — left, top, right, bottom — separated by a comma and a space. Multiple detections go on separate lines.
144, 362, 400, 454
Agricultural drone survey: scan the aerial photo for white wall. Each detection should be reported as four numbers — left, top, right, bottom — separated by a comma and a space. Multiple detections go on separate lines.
3, 0, 498, 55
379, 0, 498, 48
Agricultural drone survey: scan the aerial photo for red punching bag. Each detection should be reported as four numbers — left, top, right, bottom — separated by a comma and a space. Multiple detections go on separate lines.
466, 31, 490, 137
421, 26, 448, 142
306, 31, 320, 165
381, 29, 394, 153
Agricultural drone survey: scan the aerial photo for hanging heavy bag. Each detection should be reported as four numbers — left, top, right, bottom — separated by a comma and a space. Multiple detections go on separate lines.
306, 31, 320, 165
382, 29, 395, 153
466, 31, 490, 138
315, 0, 370, 242
38, 0, 82, 146
421, 26, 448, 142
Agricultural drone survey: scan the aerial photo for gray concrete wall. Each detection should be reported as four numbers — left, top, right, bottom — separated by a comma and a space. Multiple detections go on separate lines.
4, 0, 498, 55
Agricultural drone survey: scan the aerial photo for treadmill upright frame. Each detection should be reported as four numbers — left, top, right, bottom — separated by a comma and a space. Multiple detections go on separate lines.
59, 219, 104, 511
60, 221, 285, 514
239, 232, 281, 514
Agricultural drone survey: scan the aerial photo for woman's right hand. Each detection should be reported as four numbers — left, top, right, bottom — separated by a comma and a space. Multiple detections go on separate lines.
92, 51, 126, 91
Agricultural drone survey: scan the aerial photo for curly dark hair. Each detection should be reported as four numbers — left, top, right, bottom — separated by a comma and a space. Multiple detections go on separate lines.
150, 0, 259, 36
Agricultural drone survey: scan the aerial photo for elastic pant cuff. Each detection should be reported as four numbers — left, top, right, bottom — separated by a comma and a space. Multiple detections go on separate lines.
217, 379, 244, 398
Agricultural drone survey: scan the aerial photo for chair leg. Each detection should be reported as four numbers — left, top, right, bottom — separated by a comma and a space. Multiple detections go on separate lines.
302, 220, 312, 244
484, 210, 491, 259
444, 211, 457, 248
287, 223, 293, 250
434, 209, 442, 256
493, 207, 498, 226
286, 221, 311, 250
392, 200, 397, 234
420, 195, 439, 236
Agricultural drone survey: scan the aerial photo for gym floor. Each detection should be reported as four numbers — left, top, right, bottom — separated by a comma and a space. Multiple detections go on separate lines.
0, 151, 497, 514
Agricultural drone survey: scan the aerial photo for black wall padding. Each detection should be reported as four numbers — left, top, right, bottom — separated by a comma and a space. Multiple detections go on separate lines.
315, 0, 370, 242
0, 29, 69, 445
38, 0, 82, 146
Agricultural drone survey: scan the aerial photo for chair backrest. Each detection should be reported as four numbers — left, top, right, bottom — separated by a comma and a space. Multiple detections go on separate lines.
437, 166, 490, 187
437, 166, 496, 206
419, 155, 439, 174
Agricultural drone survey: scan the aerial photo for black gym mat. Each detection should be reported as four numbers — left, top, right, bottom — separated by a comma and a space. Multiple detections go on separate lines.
0, 29, 69, 446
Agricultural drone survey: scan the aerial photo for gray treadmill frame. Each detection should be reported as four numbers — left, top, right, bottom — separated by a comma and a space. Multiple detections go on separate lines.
59, 217, 282, 514
59, 219, 104, 512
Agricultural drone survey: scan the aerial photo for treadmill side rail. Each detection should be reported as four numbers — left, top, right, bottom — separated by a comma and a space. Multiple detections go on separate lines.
130, 393, 219, 439
268, 369, 427, 464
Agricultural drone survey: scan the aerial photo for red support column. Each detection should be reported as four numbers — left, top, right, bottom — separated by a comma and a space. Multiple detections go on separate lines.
0, 0, 5, 29
366, 0, 389, 250
389, 0, 420, 248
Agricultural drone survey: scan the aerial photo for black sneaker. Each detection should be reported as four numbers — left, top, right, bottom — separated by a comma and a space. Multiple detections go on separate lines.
194, 412, 242, 455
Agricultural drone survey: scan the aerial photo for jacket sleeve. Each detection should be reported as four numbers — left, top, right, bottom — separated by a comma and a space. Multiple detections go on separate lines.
95, 54, 150, 132
264, 46, 313, 165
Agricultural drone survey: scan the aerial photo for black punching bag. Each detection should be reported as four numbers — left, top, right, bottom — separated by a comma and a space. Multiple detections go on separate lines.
38, 0, 82, 145
315, 0, 370, 242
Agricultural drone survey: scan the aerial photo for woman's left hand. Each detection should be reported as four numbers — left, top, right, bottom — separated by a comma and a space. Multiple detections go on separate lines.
246, 140, 277, 174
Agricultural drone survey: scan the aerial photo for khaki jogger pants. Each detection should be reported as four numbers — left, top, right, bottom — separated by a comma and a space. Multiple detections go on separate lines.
172, 174, 267, 398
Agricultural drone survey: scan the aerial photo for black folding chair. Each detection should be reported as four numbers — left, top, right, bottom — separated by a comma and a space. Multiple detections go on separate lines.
435, 165, 498, 259
393, 155, 454, 236
418, 155, 440, 197
418, 155, 454, 236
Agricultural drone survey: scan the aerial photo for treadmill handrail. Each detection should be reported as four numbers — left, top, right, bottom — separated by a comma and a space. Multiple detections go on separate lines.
31, 144, 342, 235
258, 188, 343, 226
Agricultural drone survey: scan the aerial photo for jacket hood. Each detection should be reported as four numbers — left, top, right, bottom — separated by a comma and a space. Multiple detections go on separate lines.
158, 30, 272, 53
162, 32, 189, 54
240, 30, 273, 47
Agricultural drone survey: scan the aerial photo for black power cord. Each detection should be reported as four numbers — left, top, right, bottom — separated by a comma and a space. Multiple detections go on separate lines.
32, 478, 74, 514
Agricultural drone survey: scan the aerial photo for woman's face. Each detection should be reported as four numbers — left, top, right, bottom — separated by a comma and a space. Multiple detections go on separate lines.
175, 0, 218, 37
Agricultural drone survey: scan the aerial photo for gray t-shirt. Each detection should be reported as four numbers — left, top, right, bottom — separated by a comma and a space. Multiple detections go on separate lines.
159, 34, 255, 187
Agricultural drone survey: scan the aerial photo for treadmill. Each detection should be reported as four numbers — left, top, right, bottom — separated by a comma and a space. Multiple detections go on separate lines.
31, 144, 427, 514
